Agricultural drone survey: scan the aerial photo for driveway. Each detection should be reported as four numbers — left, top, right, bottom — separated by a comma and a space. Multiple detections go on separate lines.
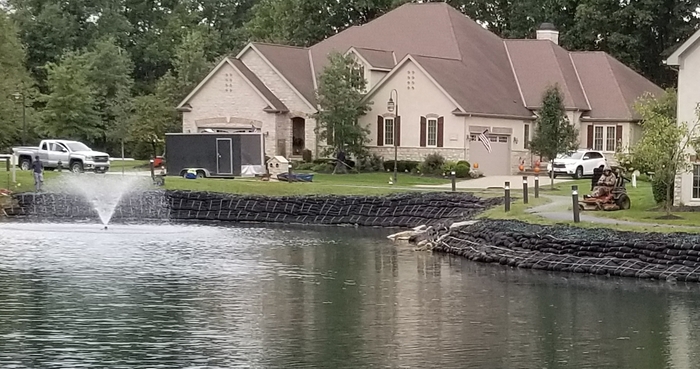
417, 175, 573, 190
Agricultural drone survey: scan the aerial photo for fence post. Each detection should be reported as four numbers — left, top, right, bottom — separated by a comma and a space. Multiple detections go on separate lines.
504, 181, 511, 212
572, 185, 580, 223
522, 175, 529, 204
451, 171, 456, 192
534, 175, 539, 198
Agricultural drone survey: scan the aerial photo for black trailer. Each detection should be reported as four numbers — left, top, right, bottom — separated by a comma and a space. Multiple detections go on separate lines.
165, 132, 265, 177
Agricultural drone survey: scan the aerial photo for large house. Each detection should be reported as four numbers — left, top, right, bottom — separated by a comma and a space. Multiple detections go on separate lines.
666, 30, 700, 206
177, 2, 663, 176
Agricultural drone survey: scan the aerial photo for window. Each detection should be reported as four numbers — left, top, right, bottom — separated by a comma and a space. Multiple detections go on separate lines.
606, 127, 616, 152
384, 118, 394, 146
524, 124, 530, 149
498, 136, 508, 143
593, 126, 617, 152
694, 165, 700, 199
427, 119, 437, 146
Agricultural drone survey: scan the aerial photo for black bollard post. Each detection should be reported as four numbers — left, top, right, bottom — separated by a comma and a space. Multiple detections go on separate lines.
451, 170, 456, 192
522, 176, 529, 204
534, 175, 539, 198
288, 163, 293, 183
504, 181, 511, 212
57, 161, 62, 173
572, 185, 580, 223
5, 158, 9, 190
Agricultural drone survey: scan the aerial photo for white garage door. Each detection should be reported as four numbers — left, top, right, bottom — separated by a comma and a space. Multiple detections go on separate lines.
469, 134, 511, 176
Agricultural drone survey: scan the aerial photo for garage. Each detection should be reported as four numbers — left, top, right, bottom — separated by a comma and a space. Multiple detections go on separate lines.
469, 131, 511, 176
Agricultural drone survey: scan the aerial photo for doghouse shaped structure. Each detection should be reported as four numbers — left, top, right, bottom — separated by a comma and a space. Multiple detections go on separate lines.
165, 132, 265, 177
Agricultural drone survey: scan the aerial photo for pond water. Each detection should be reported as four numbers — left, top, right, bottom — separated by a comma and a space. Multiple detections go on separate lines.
1, 221, 700, 368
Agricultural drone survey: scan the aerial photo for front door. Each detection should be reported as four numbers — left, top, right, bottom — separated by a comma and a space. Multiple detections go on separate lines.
216, 138, 233, 174
292, 117, 305, 155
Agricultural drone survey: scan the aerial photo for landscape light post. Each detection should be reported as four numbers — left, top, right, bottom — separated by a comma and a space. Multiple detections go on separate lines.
12, 92, 26, 145
387, 90, 398, 184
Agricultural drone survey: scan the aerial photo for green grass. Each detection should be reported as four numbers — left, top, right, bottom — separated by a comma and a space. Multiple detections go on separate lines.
109, 159, 150, 170
164, 172, 452, 196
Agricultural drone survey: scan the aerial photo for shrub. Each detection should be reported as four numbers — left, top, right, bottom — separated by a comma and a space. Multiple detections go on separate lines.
419, 153, 445, 175
454, 163, 470, 178
311, 163, 334, 173
383, 160, 420, 173
302, 149, 313, 162
357, 154, 384, 172
295, 162, 315, 171
457, 160, 470, 167
652, 175, 671, 205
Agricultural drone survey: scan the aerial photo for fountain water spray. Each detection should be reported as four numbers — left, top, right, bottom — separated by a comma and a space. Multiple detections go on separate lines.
48, 174, 150, 226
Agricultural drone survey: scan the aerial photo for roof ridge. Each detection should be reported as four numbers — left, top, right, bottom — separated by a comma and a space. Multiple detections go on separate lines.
252, 42, 308, 50
602, 53, 635, 118
547, 42, 576, 108
569, 52, 592, 110
503, 41, 527, 108
444, 4, 463, 61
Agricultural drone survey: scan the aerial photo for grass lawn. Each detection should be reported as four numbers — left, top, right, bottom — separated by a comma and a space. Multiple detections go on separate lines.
164, 172, 453, 196
109, 159, 150, 170
0, 166, 455, 196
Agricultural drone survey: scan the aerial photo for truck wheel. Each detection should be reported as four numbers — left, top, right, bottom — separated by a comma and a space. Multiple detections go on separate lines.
19, 158, 31, 171
70, 161, 84, 173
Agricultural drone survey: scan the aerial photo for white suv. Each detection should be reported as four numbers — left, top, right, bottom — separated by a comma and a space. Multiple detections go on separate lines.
546, 149, 607, 179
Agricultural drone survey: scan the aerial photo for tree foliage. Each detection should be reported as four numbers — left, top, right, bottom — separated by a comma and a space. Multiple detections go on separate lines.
628, 88, 697, 212
0, 10, 34, 151
529, 85, 578, 162
313, 52, 372, 159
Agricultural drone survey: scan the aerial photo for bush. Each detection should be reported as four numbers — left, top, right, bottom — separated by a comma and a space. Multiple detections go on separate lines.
457, 160, 470, 167
295, 162, 315, 171
454, 163, 470, 178
357, 153, 384, 172
302, 149, 313, 162
652, 175, 670, 204
419, 153, 445, 175
383, 160, 420, 173
311, 163, 334, 173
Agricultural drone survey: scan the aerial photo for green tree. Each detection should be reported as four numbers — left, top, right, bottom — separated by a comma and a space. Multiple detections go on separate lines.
0, 10, 34, 151
40, 52, 101, 142
84, 37, 134, 151
629, 88, 699, 214
529, 84, 578, 187
127, 94, 175, 159
313, 52, 371, 172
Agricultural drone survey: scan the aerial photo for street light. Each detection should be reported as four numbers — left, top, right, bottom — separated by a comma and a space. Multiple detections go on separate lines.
387, 89, 398, 184
12, 92, 26, 146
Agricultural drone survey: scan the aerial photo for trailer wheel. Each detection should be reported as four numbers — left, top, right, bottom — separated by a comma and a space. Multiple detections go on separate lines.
196, 170, 205, 178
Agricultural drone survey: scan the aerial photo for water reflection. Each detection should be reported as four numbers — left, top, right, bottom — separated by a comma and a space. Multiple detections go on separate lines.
1, 222, 700, 368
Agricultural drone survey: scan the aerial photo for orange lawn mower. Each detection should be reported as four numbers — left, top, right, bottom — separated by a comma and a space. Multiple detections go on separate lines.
578, 167, 631, 211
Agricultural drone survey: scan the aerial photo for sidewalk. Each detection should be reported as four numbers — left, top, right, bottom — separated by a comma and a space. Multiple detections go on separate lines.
416, 175, 572, 190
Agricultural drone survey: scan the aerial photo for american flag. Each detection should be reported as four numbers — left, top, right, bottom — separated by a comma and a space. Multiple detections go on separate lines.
478, 129, 492, 153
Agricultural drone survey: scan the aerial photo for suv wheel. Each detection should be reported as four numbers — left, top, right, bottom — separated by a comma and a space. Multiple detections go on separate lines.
70, 161, 84, 173
574, 166, 584, 179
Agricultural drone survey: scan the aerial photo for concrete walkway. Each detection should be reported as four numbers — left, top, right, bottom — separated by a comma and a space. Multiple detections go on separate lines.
528, 194, 700, 230
417, 175, 572, 190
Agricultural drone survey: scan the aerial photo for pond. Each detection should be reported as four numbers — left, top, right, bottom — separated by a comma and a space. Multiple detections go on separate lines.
0, 222, 698, 368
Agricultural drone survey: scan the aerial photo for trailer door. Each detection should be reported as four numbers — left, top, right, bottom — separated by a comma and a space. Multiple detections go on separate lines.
216, 138, 233, 174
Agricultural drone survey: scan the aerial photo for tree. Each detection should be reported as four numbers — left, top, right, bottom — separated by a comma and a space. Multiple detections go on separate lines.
313, 52, 372, 172
529, 84, 578, 188
628, 89, 700, 214
84, 37, 134, 152
40, 52, 101, 142
127, 94, 176, 158
0, 10, 34, 151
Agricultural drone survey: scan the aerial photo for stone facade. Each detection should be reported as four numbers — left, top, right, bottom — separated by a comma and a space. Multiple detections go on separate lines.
370, 147, 466, 162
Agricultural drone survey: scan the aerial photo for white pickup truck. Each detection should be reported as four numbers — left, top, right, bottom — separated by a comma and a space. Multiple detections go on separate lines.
12, 139, 110, 173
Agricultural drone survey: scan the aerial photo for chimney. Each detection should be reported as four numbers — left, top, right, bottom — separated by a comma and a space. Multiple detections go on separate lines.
536, 23, 559, 44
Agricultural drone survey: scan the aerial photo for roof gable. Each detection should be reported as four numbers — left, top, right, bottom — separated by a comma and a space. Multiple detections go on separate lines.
177, 57, 287, 113
242, 43, 317, 108
352, 47, 395, 70
666, 28, 700, 65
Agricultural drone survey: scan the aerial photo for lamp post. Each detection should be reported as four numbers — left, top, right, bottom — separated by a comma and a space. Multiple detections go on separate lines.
12, 92, 26, 145
387, 89, 398, 184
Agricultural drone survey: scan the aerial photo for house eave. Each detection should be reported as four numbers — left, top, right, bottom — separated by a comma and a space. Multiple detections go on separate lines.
580, 117, 638, 123
454, 110, 536, 120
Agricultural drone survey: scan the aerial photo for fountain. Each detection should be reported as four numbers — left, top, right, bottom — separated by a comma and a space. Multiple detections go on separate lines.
47, 173, 151, 226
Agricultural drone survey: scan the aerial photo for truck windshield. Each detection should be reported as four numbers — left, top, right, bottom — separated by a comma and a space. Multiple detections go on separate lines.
65, 142, 92, 152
